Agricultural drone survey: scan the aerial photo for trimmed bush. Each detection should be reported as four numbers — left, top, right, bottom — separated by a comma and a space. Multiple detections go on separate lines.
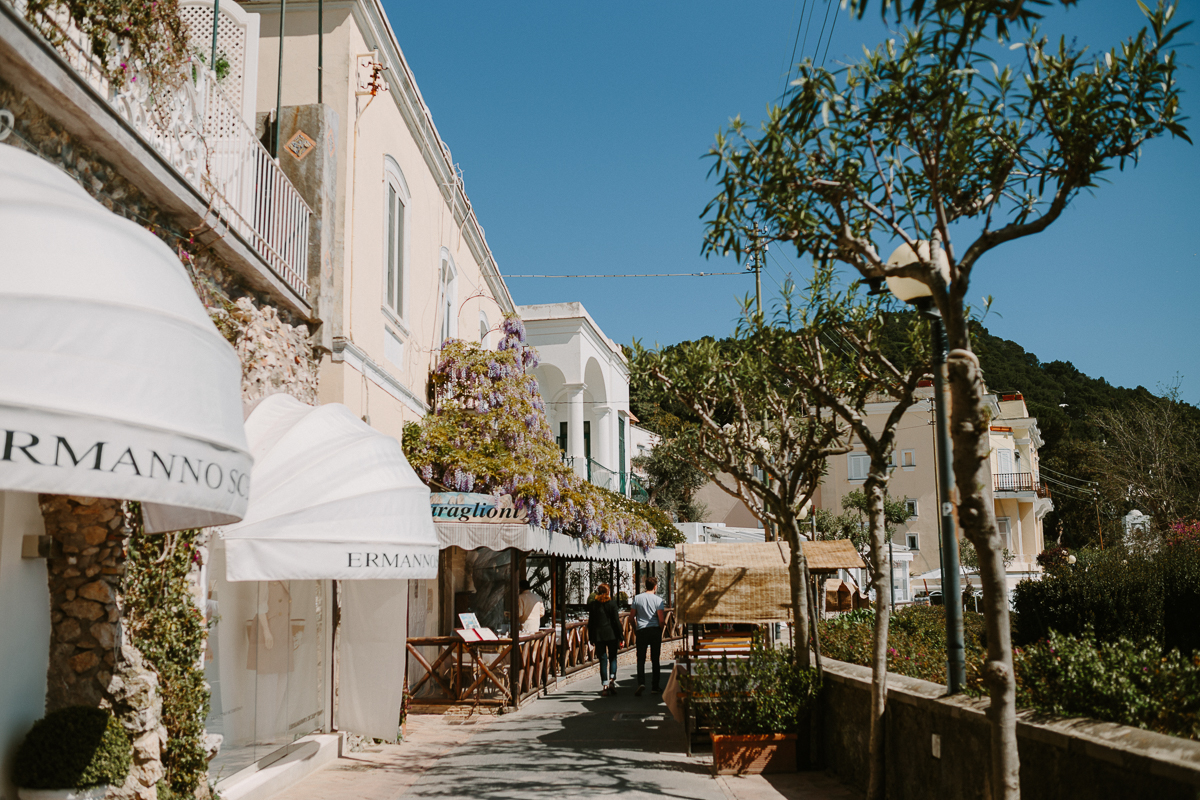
13, 706, 131, 790
1012, 543, 1200, 654
1015, 630, 1200, 740
820, 605, 987, 686
688, 641, 820, 735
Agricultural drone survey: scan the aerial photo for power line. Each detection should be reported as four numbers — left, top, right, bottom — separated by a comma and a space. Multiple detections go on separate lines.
1040, 464, 1097, 485
504, 271, 746, 278
819, 0, 841, 67
781, 0, 809, 101
812, 0, 836, 67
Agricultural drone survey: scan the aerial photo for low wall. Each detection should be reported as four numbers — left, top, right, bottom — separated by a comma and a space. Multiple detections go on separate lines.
818, 658, 1200, 800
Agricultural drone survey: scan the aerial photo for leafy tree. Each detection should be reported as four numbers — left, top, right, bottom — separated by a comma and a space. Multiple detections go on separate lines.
817, 489, 913, 581
701, 2, 1188, 795
631, 438, 709, 522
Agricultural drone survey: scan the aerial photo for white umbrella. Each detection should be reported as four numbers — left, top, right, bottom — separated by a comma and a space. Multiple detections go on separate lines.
0, 145, 249, 524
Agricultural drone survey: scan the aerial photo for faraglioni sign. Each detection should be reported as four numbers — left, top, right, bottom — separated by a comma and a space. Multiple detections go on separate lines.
431, 492, 529, 523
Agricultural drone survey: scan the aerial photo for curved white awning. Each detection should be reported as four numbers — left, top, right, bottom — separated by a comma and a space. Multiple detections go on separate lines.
204, 394, 438, 581
0, 146, 250, 523
435, 521, 675, 562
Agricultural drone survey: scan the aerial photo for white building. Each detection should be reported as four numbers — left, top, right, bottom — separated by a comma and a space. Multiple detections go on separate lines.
520, 303, 634, 495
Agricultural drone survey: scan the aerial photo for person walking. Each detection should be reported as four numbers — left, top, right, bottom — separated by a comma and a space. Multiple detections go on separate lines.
587, 583, 621, 696
632, 575, 665, 695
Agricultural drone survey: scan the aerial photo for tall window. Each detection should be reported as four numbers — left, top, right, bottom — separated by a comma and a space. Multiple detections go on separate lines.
439, 256, 457, 343
383, 159, 409, 319
479, 311, 489, 346
848, 452, 870, 481
997, 517, 1012, 549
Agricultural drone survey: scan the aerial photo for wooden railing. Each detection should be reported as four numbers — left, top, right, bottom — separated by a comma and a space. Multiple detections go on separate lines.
408, 609, 686, 707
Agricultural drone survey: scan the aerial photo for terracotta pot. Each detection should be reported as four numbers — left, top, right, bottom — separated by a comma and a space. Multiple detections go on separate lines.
18, 787, 111, 800
711, 733, 797, 775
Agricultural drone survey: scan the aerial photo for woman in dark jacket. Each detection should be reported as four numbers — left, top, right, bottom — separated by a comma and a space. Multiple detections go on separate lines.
587, 583, 621, 696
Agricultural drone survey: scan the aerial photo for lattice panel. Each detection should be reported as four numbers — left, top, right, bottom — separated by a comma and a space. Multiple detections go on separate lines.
181, 1, 249, 135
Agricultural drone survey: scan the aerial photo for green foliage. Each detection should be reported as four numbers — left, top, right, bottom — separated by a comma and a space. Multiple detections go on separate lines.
403, 318, 655, 547
630, 438, 709, 522
820, 605, 988, 687
1012, 543, 1200, 655
958, 536, 1014, 572
688, 641, 821, 735
125, 508, 209, 795
13, 706, 131, 790
24, 0, 191, 91
1015, 630, 1200, 741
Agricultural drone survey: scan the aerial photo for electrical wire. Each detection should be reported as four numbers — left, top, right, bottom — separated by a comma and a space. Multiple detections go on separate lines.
503, 271, 746, 278
781, 0, 809, 101
1040, 464, 1097, 485
812, 0, 836, 67
819, 0, 841, 67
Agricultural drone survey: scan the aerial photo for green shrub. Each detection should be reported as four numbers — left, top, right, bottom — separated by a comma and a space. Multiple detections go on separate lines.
688, 641, 820, 735
1015, 630, 1200, 740
819, 605, 987, 687
1012, 544, 1200, 654
13, 706, 131, 790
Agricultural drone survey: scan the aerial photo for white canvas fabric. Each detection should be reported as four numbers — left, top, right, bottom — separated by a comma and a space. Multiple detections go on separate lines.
0, 146, 250, 523
216, 394, 439, 581
337, 580, 408, 740
434, 521, 675, 562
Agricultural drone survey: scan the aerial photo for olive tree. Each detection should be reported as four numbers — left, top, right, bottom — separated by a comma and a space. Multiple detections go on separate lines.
701, 3, 1188, 796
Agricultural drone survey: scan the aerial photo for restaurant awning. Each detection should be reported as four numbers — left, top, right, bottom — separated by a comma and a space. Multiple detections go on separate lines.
0, 146, 250, 523
434, 521, 675, 562
150, 394, 439, 580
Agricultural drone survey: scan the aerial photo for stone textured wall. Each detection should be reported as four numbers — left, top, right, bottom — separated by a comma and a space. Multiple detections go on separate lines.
38, 496, 165, 799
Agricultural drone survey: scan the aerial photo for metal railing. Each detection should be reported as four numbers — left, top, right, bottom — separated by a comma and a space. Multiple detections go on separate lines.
22, 6, 312, 298
994, 472, 1051, 498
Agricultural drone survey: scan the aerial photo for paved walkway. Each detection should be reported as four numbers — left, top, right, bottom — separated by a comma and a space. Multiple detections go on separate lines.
270, 670, 856, 800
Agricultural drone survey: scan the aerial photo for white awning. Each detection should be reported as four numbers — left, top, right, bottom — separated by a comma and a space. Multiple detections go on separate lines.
434, 521, 675, 562
183, 394, 437, 580
0, 146, 250, 524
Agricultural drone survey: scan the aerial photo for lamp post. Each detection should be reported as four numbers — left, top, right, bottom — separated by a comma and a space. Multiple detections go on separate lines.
884, 242, 966, 694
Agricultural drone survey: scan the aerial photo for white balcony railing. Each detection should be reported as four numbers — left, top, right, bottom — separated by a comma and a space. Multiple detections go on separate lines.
21, 5, 312, 298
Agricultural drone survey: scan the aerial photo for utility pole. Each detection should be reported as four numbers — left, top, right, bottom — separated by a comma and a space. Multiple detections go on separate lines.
747, 226, 774, 541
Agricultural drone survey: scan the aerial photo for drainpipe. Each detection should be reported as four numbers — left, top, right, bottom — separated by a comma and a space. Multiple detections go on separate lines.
209, 0, 220, 75
272, 0, 286, 158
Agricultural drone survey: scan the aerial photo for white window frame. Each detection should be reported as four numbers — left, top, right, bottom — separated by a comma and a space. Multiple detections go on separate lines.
901, 449, 916, 470
382, 158, 411, 328
479, 310, 490, 346
848, 452, 870, 481
438, 249, 458, 344
906, 532, 920, 550
997, 516, 1012, 550
905, 499, 918, 518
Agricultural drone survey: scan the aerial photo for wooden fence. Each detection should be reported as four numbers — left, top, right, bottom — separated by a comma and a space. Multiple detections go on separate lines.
407, 608, 685, 708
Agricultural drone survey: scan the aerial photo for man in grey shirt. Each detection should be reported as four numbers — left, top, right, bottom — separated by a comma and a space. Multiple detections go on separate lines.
631, 576, 666, 695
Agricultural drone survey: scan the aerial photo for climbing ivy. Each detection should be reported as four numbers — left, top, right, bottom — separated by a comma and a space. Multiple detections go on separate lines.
124, 505, 209, 796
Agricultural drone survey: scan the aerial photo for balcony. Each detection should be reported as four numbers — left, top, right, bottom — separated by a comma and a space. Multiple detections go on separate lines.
994, 472, 1051, 498
562, 455, 644, 500
19, 5, 311, 299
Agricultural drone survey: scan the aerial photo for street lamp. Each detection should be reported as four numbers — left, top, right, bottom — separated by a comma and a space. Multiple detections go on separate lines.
884, 242, 966, 694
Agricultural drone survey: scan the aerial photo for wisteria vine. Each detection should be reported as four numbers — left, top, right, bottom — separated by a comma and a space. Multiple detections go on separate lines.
403, 316, 656, 549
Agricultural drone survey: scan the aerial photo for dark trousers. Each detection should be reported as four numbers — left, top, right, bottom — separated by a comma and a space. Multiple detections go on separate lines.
635, 626, 662, 689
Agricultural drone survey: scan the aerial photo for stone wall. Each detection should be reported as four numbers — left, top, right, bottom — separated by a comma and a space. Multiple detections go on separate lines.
818, 658, 1200, 800
38, 496, 164, 799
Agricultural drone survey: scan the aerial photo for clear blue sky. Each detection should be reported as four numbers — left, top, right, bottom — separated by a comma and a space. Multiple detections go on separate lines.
386, 1, 1200, 402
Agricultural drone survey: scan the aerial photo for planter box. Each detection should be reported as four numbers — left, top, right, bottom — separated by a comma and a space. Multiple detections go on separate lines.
711, 733, 797, 775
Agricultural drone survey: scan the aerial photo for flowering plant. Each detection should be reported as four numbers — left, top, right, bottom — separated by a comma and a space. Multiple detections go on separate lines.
403, 316, 656, 548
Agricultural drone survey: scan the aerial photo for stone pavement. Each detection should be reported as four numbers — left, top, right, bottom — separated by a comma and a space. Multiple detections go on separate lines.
269, 669, 856, 800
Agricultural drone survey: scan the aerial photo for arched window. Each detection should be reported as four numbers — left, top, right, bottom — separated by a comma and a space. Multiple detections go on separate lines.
383, 158, 410, 321
479, 310, 490, 346
439, 250, 457, 343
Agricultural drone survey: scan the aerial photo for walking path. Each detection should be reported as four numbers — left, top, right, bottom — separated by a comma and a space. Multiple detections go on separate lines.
270, 669, 856, 800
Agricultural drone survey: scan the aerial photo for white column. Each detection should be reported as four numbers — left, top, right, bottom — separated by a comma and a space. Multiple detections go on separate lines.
1015, 506, 1024, 557
565, 383, 587, 478
595, 406, 614, 484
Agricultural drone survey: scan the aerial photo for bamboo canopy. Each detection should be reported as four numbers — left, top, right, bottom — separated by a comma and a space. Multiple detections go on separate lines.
675, 539, 866, 624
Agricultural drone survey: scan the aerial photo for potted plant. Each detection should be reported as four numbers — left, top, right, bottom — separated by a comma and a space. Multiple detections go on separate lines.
689, 639, 820, 775
13, 706, 131, 800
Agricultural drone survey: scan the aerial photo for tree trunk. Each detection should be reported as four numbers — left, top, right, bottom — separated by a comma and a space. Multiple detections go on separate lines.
781, 515, 812, 668
864, 473, 891, 800
946, 347, 1020, 800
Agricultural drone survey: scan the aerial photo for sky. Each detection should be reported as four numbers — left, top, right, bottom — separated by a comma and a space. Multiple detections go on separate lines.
385, 0, 1200, 403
